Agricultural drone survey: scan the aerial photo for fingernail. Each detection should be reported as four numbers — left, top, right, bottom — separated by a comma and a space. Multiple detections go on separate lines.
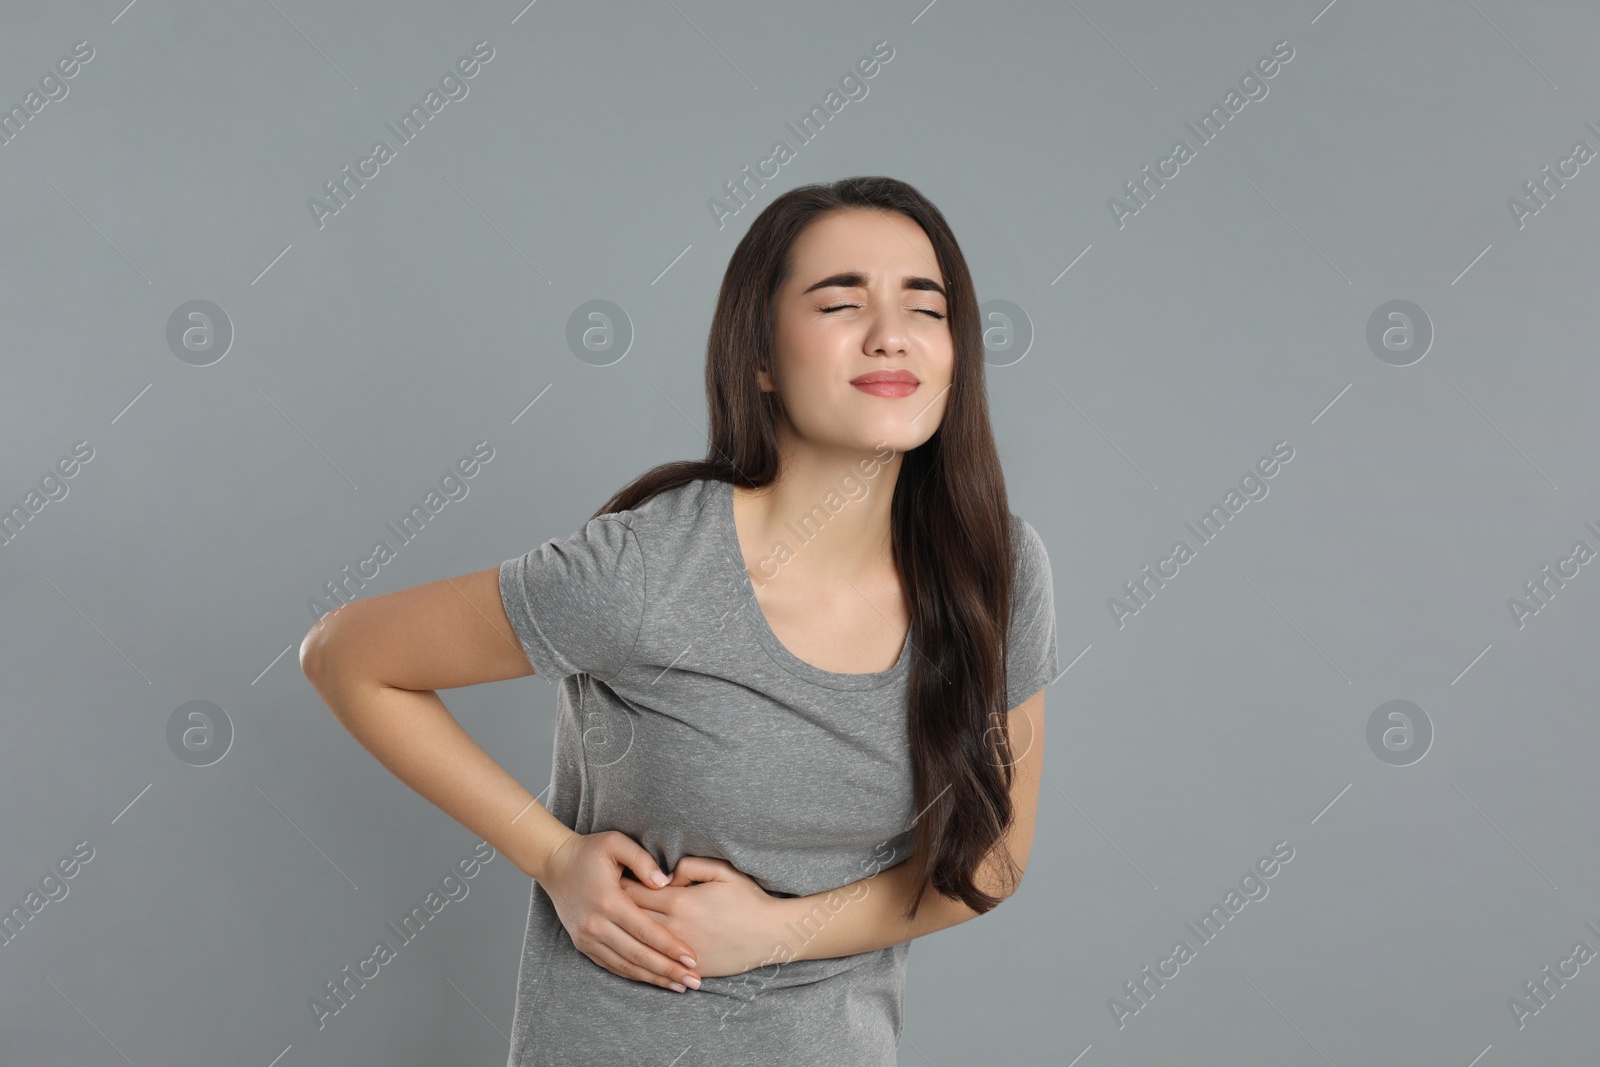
669, 982, 686, 993
651, 871, 669, 886
683, 975, 701, 989
680, 955, 697, 968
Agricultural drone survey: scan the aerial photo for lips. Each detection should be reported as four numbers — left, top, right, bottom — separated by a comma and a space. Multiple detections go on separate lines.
851, 370, 920, 398
850, 370, 920, 386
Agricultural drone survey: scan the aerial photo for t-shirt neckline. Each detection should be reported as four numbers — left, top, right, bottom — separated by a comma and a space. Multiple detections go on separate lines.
709, 477, 913, 692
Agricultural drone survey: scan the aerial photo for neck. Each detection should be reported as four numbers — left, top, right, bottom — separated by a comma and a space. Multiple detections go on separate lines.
734, 439, 902, 587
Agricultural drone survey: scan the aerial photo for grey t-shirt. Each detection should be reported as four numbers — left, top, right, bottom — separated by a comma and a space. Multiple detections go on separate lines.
497, 476, 1059, 1067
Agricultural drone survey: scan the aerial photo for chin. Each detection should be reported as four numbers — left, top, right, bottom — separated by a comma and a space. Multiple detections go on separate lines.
852, 428, 929, 456
791, 411, 937, 456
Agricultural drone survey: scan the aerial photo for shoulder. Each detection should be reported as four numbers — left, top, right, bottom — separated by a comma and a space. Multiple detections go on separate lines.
592, 478, 731, 587
1001, 512, 1061, 706
603, 477, 721, 549
1009, 513, 1053, 581
1005, 512, 1056, 627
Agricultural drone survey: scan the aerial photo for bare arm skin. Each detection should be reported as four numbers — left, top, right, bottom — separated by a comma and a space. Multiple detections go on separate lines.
778, 684, 1046, 961
299, 567, 705, 992
622, 686, 1047, 975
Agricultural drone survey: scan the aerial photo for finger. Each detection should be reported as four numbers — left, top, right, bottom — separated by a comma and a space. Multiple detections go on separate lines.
670, 855, 732, 882
620, 880, 671, 913
601, 917, 700, 986
609, 904, 701, 976
586, 941, 689, 993
608, 836, 671, 888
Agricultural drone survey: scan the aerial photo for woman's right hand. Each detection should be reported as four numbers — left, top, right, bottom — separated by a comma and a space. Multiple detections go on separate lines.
540, 829, 704, 992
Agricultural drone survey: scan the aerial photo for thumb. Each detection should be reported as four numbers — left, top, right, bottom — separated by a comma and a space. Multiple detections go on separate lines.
669, 855, 731, 884
611, 838, 670, 888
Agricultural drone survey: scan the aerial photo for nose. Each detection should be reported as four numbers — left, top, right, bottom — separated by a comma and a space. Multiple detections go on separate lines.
864, 305, 909, 357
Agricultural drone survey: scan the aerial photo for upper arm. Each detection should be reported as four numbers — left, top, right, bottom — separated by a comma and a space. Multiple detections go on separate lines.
996, 685, 1047, 893
991, 514, 1059, 896
494, 514, 646, 681
1005, 516, 1059, 710
300, 566, 534, 691
300, 512, 647, 691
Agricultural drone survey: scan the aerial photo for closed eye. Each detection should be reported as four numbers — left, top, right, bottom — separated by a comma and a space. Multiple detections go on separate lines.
820, 304, 946, 320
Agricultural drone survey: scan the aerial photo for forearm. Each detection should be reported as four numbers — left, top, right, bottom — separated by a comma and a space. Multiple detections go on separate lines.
772, 721, 1042, 965
303, 665, 573, 882
774, 689, 1047, 962
773, 856, 990, 963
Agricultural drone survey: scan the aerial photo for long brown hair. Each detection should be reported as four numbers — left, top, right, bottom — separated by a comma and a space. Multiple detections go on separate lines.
593, 176, 1020, 918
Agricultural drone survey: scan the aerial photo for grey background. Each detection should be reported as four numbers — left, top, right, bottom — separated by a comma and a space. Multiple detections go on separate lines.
2, 0, 1596, 1064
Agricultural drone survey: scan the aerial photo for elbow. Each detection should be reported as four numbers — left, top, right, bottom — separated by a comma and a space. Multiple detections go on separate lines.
299, 624, 360, 729
299, 616, 341, 682
987, 873, 1023, 907
982, 850, 1029, 904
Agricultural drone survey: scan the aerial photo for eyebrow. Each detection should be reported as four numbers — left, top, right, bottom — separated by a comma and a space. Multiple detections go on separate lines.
800, 271, 948, 299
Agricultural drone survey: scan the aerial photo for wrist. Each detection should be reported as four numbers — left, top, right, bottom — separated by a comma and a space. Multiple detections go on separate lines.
522, 822, 579, 883
766, 892, 816, 964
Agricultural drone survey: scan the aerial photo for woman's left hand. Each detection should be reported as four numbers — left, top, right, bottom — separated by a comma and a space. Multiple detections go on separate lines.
619, 855, 789, 979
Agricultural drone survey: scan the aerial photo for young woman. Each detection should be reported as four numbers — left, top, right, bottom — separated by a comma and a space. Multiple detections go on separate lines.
301, 175, 1059, 1066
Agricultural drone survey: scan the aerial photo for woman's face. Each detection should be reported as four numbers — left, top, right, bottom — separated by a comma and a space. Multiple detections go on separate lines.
762, 208, 955, 459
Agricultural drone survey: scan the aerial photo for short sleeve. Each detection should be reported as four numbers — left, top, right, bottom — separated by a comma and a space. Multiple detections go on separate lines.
498, 513, 646, 682
1006, 516, 1060, 710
